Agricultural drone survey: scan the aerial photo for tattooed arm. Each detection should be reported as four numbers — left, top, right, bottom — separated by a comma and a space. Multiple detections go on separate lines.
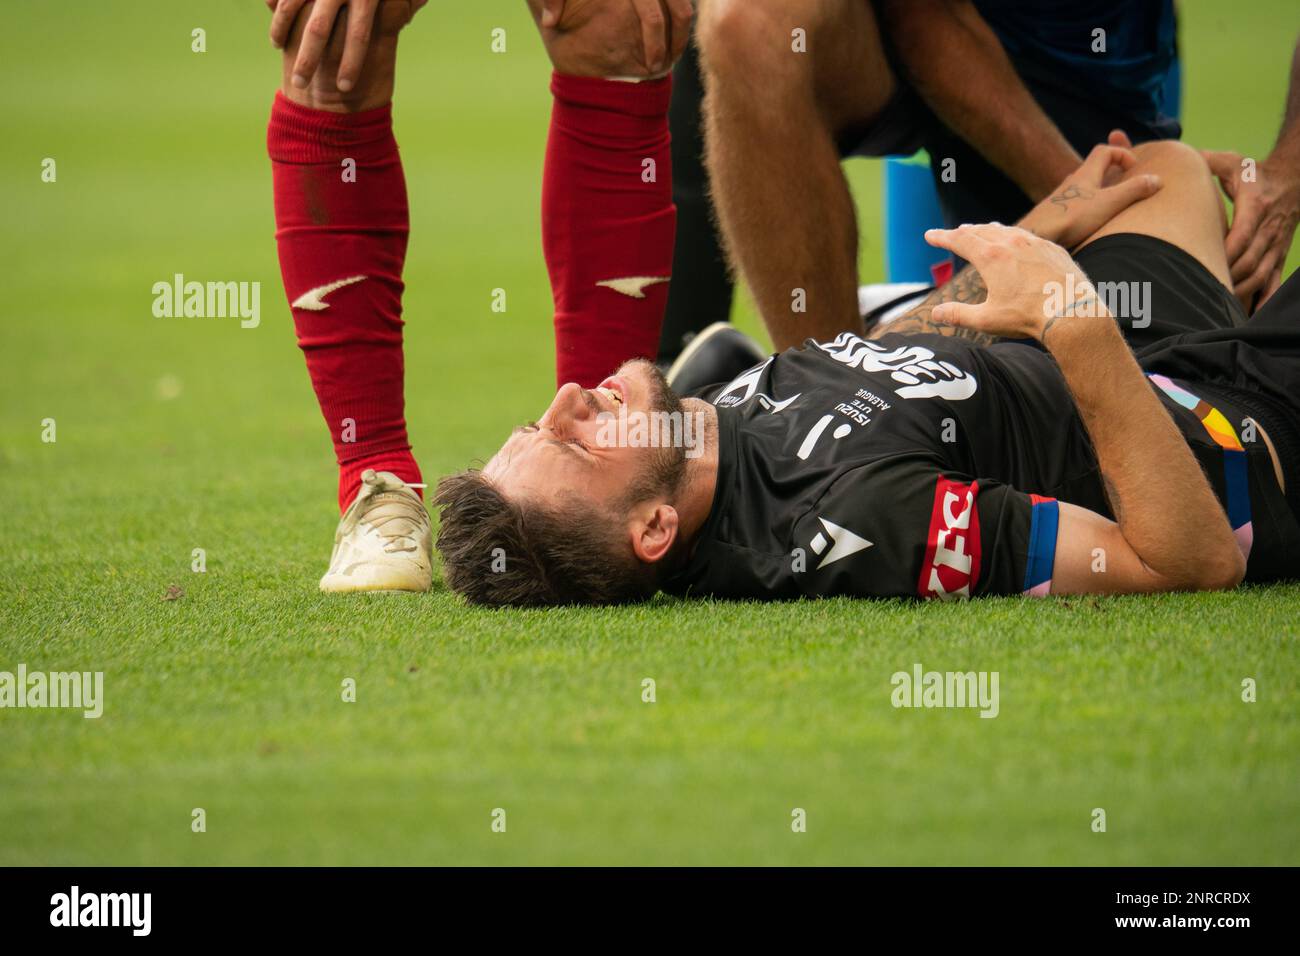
871, 264, 993, 343
873, 144, 1163, 345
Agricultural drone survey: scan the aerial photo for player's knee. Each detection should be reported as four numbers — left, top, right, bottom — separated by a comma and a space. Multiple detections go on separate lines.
1132, 139, 1225, 227
697, 0, 812, 86
1132, 138, 1209, 179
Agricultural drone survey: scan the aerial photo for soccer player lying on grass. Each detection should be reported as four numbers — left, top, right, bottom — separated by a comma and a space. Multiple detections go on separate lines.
432, 20, 1300, 604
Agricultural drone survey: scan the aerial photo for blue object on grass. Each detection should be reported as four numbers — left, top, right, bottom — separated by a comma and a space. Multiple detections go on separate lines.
883, 151, 949, 284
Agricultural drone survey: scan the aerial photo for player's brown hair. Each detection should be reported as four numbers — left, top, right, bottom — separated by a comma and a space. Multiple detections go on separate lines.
433, 470, 657, 606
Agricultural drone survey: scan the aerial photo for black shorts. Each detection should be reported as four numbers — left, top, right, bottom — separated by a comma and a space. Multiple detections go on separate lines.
1073, 233, 1248, 351
839, 39, 1181, 226
1058, 232, 1300, 572
1094, 236, 1300, 555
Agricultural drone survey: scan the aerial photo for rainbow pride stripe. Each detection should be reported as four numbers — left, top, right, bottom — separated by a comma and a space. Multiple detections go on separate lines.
1148, 373, 1253, 560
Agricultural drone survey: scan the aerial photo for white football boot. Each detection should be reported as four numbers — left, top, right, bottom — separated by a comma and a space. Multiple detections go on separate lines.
319, 469, 432, 593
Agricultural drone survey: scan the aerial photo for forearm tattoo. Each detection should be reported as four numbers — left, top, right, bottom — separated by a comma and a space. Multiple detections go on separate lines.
1041, 294, 1097, 342
872, 265, 996, 345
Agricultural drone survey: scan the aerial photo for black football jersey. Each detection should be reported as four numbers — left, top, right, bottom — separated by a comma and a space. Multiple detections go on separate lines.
663, 331, 1297, 600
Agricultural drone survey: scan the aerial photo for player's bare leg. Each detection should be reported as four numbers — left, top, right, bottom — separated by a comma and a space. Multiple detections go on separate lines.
276, 0, 419, 112
1077, 139, 1232, 288
1076, 139, 1289, 490
696, 0, 896, 350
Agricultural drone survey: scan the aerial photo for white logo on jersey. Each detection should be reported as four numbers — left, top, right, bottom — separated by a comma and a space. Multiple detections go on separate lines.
818, 331, 977, 401
756, 392, 800, 413
808, 517, 873, 569
712, 361, 802, 415
713, 358, 772, 407
796, 413, 854, 460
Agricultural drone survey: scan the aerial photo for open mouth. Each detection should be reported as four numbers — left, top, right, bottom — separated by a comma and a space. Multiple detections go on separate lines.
595, 377, 626, 410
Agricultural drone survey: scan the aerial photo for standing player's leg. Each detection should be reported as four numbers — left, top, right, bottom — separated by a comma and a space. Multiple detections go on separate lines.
658, 41, 735, 365
268, 1, 432, 592
696, 0, 897, 350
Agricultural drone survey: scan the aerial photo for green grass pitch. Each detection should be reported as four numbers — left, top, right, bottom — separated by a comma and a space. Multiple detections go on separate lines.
1, 2, 1297, 865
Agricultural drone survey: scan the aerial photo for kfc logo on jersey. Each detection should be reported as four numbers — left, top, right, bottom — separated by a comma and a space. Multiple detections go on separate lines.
918, 477, 983, 600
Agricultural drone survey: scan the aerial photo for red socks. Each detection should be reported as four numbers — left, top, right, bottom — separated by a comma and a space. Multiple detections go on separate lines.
267, 92, 422, 513
543, 74, 676, 389
269, 75, 673, 507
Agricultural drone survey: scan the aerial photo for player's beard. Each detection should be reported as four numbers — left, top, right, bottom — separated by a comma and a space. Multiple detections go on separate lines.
621, 360, 689, 508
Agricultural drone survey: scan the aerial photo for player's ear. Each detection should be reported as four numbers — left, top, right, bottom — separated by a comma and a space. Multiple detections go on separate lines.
629, 504, 679, 565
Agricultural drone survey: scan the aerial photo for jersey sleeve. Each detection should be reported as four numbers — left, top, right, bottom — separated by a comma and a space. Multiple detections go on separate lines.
790, 459, 1060, 600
